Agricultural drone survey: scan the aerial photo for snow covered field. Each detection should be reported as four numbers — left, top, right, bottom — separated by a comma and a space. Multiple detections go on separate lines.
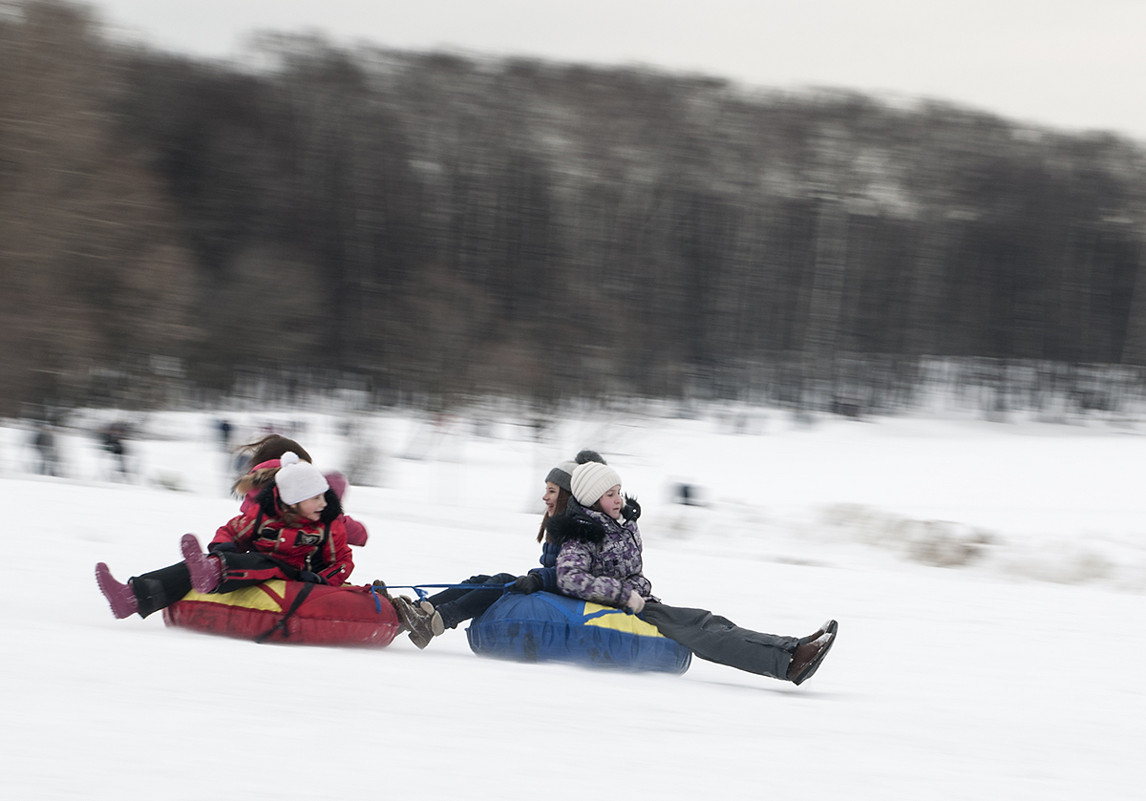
2, 405, 1145, 800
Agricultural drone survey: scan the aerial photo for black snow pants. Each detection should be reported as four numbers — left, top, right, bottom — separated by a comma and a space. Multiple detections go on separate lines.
130, 562, 192, 619
130, 552, 306, 618
640, 601, 799, 680
426, 573, 516, 629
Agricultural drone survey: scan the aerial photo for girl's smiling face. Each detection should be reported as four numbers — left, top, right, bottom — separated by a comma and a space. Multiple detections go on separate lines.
542, 482, 561, 517
294, 493, 327, 522
595, 484, 624, 520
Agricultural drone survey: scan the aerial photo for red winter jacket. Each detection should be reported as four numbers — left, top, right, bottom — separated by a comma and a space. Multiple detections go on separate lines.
213, 486, 355, 586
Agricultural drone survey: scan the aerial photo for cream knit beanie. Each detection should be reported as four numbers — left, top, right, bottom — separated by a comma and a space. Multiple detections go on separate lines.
570, 461, 622, 506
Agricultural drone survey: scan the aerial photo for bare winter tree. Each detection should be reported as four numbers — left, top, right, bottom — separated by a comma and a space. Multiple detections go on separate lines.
0, 1, 197, 413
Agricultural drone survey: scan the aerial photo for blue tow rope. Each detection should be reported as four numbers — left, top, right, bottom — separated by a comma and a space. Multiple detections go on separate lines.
366, 581, 637, 619
370, 581, 516, 606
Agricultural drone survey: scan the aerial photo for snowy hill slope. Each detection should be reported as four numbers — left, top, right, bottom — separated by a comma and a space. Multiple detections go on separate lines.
2, 408, 1144, 800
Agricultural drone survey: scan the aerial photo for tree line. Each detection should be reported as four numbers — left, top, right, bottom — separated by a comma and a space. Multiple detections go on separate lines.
4, 0, 1146, 418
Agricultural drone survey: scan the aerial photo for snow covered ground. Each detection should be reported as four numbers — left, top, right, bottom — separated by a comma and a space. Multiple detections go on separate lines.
3, 405, 1145, 800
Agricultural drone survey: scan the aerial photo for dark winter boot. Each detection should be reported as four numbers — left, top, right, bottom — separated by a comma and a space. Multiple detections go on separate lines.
392, 595, 437, 649
181, 534, 222, 593
797, 619, 836, 646
787, 619, 838, 685
420, 599, 446, 636
94, 562, 139, 619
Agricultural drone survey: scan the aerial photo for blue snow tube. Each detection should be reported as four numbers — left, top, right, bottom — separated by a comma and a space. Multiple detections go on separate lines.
466, 592, 691, 674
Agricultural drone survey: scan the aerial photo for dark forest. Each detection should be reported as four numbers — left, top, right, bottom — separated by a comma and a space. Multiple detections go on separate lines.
4, 1, 1146, 418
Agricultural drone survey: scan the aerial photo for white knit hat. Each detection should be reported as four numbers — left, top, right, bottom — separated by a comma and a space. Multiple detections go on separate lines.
275, 451, 330, 505
571, 461, 622, 506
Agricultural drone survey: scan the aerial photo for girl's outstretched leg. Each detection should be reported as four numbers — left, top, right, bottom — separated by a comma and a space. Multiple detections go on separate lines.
426, 573, 516, 631
642, 603, 838, 683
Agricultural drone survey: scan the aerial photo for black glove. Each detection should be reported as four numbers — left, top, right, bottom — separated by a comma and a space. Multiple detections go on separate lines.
622, 496, 641, 522
511, 573, 543, 594
297, 570, 327, 584
208, 541, 239, 555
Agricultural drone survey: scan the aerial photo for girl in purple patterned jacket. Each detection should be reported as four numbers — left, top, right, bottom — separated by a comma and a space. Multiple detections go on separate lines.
548, 460, 839, 685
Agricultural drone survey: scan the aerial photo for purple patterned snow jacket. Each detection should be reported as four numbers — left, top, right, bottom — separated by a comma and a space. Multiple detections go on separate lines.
548, 497, 658, 607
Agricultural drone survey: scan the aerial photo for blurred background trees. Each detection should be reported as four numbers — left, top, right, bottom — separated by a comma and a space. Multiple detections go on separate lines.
3, 0, 1146, 417
0, 0, 197, 414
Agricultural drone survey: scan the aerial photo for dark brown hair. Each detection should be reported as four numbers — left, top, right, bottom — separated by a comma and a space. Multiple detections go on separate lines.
231, 435, 313, 498
238, 434, 313, 469
538, 486, 572, 542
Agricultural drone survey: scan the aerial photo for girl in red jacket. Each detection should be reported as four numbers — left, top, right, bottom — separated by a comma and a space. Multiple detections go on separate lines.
182, 451, 354, 591
233, 434, 369, 547
95, 452, 354, 616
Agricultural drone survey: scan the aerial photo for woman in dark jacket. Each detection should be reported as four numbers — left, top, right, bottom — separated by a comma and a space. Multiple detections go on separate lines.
410, 451, 605, 648
549, 460, 838, 686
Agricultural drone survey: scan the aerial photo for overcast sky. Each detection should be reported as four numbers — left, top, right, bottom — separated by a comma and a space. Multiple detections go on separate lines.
87, 0, 1146, 141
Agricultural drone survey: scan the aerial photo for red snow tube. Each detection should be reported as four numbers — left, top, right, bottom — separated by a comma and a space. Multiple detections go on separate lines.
162, 580, 401, 647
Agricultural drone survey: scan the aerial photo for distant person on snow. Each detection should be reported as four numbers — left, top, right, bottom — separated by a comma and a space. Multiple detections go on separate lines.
216, 418, 233, 450
406, 449, 604, 649
547, 459, 839, 685
32, 424, 60, 477
100, 423, 130, 479
94, 453, 430, 636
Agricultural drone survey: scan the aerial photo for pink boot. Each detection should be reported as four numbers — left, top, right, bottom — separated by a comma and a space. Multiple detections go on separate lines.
94, 562, 138, 619
180, 534, 222, 593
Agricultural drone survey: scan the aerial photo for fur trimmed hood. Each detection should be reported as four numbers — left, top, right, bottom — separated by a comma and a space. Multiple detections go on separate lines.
545, 496, 640, 548
233, 463, 280, 501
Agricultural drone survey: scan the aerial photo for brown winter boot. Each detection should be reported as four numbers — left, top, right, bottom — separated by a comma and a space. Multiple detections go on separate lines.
370, 579, 393, 600
419, 599, 445, 636
787, 619, 838, 685
392, 595, 437, 649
